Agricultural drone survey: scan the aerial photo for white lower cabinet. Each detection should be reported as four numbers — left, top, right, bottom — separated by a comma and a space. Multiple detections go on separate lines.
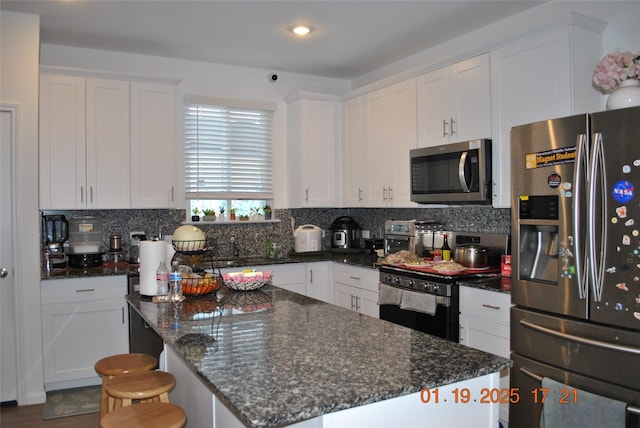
459, 285, 511, 423
332, 264, 379, 318
41, 276, 128, 390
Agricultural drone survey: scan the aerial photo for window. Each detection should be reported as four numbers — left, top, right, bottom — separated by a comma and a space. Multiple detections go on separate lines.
184, 96, 275, 208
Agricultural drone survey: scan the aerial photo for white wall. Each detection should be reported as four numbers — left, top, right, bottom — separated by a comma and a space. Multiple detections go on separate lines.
0, 11, 46, 405
39, 46, 350, 209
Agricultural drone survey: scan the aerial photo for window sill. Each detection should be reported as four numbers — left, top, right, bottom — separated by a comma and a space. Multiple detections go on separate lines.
184, 219, 281, 225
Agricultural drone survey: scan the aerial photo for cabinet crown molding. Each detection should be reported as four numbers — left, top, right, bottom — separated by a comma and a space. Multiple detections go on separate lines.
284, 91, 341, 104
39, 65, 182, 86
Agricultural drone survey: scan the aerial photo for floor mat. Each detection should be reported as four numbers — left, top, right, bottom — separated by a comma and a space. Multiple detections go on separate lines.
42, 385, 101, 419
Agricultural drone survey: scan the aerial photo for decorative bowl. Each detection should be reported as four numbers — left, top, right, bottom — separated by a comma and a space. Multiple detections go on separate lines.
223, 271, 272, 291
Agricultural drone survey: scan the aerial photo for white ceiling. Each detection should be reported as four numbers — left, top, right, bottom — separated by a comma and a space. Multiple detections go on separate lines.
1, 0, 546, 80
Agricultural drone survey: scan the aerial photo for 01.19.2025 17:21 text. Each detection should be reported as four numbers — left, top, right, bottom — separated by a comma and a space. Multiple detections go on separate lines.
420, 387, 578, 405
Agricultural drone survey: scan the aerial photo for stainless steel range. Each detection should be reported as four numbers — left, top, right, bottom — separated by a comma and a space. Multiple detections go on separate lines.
378, 232, 509, 342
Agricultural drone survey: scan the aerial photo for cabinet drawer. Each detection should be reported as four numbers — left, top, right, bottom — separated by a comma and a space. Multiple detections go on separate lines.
333, 264, 379, 293
460, 286, 510, 324
41, 276, 127, 304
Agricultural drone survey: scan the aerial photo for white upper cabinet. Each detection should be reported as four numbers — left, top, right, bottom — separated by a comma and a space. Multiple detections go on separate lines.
130, 82, 177, 208
490, 20, 603, 207
417, 54, 491, 148
368, 78, 418, 207
287, 94, 340, 208
40, 71, 178, 209
342, 95, 368, 207
40, 75, 130, 209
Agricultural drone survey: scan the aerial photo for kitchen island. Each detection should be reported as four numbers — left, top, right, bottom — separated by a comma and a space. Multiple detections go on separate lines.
127, 285, 511, 428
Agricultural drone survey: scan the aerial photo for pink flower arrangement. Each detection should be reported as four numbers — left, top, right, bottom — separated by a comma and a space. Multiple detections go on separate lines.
593, 49, 640, 93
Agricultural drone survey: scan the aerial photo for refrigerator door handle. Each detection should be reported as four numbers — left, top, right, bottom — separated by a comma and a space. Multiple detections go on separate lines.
588, 132, 606, 302
458, 151, 470, 193
573, 133, 589, 300
520, 319, 640, 355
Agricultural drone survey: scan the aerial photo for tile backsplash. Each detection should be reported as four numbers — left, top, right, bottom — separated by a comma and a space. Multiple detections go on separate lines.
41, 206, 510, 259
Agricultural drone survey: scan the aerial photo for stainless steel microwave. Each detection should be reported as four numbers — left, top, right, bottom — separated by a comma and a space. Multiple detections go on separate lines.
410, 139, 492, 204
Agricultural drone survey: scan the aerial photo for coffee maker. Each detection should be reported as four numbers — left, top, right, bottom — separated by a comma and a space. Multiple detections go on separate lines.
42, 214, 69, 269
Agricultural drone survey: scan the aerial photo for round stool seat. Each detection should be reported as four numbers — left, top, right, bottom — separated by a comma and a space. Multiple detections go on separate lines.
105, 370, 176, 412
95, 353, 157, 377
100, 402, 186, 428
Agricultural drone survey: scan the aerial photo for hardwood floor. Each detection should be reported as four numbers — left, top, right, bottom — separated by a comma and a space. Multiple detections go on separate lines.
0, 403, 99, 428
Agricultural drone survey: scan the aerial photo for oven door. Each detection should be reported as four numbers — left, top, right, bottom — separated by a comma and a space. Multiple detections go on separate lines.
384, 235, 414, 256
379, 286, 459, 342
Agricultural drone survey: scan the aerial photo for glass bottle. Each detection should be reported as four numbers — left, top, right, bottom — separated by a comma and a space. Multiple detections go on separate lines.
156, 261, 170, 297
169, 260, 183, 301
441, 233, 451, 261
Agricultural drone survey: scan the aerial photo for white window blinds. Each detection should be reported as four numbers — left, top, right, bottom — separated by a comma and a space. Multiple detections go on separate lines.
184, 96, 275, 199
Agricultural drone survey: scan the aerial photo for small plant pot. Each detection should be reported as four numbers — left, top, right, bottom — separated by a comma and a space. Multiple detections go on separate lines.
230, 213, 236, 221
264, 212, 272, 220
203, 215, 216, 222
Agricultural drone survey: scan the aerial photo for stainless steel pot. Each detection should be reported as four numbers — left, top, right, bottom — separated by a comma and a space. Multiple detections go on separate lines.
453, 243, 490, 268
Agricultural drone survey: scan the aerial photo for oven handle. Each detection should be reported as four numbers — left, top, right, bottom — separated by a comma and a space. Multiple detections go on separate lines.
520, 365, 640, 417
520, 319, 640, 355
379, 293, 451, 308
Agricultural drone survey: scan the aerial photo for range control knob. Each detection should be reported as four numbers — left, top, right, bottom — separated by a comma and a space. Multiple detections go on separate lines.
407, 280, 414, 288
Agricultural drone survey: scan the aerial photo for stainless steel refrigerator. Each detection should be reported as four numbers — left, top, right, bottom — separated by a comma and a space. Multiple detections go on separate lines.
510, 106, 640, 428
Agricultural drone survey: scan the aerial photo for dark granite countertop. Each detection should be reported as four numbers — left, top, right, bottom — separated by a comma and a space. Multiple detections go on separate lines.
127, 286, 511, 428
457, 275, 512, 294
41, 251, 380, 280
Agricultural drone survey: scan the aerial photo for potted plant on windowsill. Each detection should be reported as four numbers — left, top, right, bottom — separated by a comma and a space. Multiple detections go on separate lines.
263, 204, 272, 220
250, 207, 263, 221
202, 208, 216, 222
219, 206, 226, 221
229, 208, 237, 221
239, 213, 250, 221
191, 207, 201, 222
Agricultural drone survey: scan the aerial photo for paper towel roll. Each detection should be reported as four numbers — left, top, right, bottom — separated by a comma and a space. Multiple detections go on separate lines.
139, 240, 167, 296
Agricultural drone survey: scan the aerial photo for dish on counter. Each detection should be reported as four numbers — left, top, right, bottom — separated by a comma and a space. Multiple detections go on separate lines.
223, 270, 272, 291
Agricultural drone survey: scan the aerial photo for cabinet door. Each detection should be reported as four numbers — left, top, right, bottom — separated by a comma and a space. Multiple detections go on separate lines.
332, 282, 356, 311
389, 79, 417, 207
42, 298, 128, 386
39, 74, 86, 209
358, 288, 380, 319
342, 95, 368, 207
417, 66, 452, 147
86, 78, 130, 208
452, 55, 491, 142
490, 27, 601, 207
367, 87, 393, 207
306, 261, 331, 303
130, 82, 177, 208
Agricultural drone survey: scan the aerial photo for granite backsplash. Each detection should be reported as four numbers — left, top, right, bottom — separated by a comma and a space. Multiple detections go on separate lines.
41, 206, 510, 260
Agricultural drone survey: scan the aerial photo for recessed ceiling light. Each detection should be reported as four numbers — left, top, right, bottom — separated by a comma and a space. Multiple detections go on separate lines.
290, 25, 313, 36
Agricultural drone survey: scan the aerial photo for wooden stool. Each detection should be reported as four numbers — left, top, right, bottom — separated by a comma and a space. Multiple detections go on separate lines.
95, 353, 157, 419
100, 402, 187, 428
104, 370, 176, 414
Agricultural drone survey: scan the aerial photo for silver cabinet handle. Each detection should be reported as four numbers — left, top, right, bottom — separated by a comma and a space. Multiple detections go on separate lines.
90, 186, 94, 204
80, 186, 84, 204
388, 187, 393, 201
171, 186, 175, 203
355, 296, 361, 312
305, 188, 309, 202
350, 294, 356, 310
442, 119, 448, 137
0, 268, 8, 278
75, 288, 96, 293
450, 117, 456, 136
481, 304, 501, 310
358, 188, 363, 202
309, 269, 313, 284
349, 276, 361, 281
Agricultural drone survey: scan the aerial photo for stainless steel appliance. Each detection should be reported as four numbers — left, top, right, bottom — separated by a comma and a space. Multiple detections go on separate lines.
510, 106, 640, 427
379, 232, 509, 341
42, 214, 69, 269
410, 139, 492, 204
383, 219, 417, 255
330, 216, 362, 250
